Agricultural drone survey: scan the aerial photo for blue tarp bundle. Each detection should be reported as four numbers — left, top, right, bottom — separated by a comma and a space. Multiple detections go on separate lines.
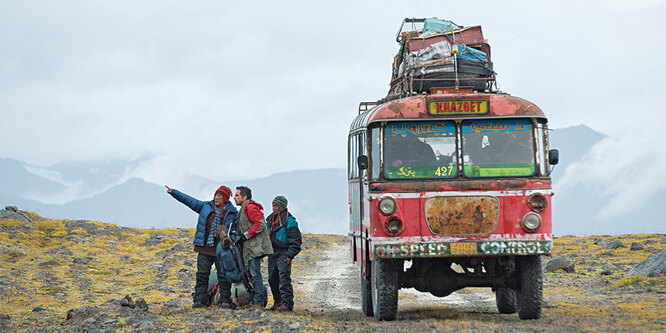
422, 18, 461, 34
457, 44, 488, 63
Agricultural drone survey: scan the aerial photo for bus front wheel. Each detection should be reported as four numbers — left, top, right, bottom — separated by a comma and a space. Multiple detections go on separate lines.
516, 255, 543, 319
371, 260, 399, 321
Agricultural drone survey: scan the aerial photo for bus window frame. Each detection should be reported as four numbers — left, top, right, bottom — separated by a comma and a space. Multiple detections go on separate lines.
347, 134, 356, 180
380, 119, 460, 181
366, 118, 547, 182
535, 120, 546, 176
348, 131, 368, 181
360, 131, 367, 180
460, 118, 538, 179
369, 125, 381, 180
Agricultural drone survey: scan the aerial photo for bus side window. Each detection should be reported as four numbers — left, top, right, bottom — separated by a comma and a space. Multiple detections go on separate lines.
349, 135, 358, 179
360, 131, 367, 179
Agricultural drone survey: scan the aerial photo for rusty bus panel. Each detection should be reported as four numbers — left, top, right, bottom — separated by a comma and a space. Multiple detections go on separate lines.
424, 196, 499, 235
368, 94, 545, 123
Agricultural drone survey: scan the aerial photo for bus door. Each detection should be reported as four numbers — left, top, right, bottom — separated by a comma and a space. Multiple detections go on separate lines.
349, 131, 367, 234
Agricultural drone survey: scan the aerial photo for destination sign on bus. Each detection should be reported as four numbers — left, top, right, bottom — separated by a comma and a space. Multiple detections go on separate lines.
429, 100, 489, 115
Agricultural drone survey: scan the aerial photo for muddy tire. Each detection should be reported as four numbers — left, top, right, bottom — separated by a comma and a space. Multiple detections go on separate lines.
495, 287, 517, 314
361, 267, 373, 316
516, 255, 543, 319
371, 260, 399, 321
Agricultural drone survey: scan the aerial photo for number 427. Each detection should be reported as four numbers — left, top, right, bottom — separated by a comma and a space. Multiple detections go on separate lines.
435, 166, 455, 176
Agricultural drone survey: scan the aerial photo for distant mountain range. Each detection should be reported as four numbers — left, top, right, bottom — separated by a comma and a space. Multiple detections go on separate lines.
0, 161, 348, 234
1, 124, 662, 235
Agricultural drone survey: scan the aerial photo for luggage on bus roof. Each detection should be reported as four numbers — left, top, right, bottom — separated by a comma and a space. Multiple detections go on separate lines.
422, 18, 461, 34
390, 18, 495, 95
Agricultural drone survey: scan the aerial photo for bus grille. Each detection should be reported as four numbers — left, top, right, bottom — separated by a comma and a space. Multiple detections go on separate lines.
424, 196, 499, 236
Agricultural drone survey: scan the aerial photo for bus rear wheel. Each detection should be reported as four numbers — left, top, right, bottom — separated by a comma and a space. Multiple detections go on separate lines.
495, 287, 517, 314
516, 255, 543, 319
361, 266, 373, 316
371, 260, 399, 321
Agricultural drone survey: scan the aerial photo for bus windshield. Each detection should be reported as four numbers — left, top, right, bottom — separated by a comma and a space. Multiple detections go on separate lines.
384, 121, 457, 179
461, 119, 535, 177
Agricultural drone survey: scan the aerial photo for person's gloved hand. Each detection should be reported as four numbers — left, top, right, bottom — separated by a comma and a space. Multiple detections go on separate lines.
216, 225, 227, 238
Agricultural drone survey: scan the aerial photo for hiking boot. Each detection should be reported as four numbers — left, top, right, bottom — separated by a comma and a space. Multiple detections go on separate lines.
192, 301, 206, 308
249, 304, 264, 311
268, 303, 280, 311
275, 304, 292, 312
219, 302, 233, 309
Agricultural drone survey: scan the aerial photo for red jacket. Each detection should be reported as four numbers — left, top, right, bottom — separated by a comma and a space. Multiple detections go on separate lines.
242, 201, 264, 237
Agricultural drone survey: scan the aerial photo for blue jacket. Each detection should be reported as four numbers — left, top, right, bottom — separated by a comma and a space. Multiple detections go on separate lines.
215, 243, 241, 283
169, 189, 238, 247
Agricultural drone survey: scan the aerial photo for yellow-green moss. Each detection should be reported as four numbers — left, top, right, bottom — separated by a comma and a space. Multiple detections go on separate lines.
160, 228, 180, 236
52, 230, 68, 238
71, 229, 87, 235
33, 219, 65, 233
0, 219, 23, 227
85, 220, 107, 228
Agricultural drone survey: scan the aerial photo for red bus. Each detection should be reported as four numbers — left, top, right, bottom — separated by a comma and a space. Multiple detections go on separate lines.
348, 87, 559, 321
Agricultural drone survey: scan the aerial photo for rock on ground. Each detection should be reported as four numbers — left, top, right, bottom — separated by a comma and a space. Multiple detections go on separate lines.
628, 249, 666, 277
0, 314, 11, 331
605, 240, 625, 250
545, 257, 575, 272
630, 242, 645, 251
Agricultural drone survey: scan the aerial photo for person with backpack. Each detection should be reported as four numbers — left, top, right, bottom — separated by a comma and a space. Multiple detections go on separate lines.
266, 196, 302, 311
166, 185, 237, 308
212, 224, 245, 307
233, 186, 273, 310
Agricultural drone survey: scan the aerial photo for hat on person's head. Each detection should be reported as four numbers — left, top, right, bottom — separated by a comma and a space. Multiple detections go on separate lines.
215, 186, 232, 203
272, 195, 288, 211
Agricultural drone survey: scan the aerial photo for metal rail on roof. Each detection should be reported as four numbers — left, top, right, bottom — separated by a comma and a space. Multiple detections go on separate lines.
358, 102, 378, 114
395, 18, 426, 43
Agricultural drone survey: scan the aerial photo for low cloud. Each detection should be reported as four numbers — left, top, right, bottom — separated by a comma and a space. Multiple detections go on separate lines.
558, 126, 666, 220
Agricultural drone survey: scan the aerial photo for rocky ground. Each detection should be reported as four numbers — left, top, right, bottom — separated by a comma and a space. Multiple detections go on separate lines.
0, 207, 664, 332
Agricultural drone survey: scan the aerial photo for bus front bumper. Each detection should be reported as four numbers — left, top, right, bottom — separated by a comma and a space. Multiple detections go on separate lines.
373, 239, 553, 259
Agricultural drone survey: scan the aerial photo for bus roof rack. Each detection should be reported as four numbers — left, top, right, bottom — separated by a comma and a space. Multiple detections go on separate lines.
358, 102, 378, 114
396, 18, 426, 43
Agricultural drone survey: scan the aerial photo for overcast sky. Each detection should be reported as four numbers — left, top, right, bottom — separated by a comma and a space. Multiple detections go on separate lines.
2, 0, 665, 214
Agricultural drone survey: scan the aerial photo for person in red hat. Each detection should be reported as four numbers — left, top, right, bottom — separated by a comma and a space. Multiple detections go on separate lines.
166, 185, 238, 308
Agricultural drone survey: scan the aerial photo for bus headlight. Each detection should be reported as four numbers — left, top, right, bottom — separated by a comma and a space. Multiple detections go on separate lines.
379, 197, 397, 215
385, 217, 403, 236
528, 193, 548, 212
522, 212, 542, 231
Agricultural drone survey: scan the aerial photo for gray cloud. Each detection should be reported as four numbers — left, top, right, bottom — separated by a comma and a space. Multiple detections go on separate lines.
1, 0, 665, 189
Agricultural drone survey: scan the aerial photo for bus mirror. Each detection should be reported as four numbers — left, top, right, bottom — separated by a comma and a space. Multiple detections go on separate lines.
358, 155, 368, 170
548, 149, 559, 165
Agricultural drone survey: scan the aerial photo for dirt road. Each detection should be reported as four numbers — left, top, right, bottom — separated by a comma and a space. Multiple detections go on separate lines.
299, 240, 496, 313
296, 239, 530, 332
294, 236, 665, 332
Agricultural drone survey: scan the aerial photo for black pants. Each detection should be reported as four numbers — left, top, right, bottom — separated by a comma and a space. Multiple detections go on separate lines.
194, 253, 231, 305
268, 250, 294, 308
